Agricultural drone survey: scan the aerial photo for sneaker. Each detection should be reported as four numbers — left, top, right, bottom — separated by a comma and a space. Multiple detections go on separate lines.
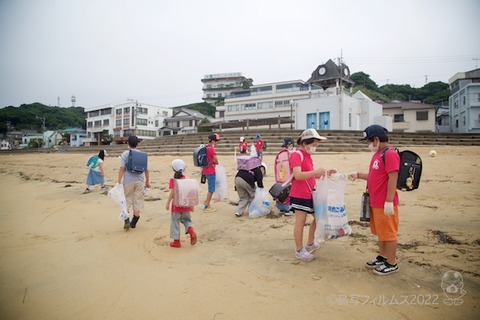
305, 242, 321, 253
83, 188, 91, 194
284, 210, 294, 216
295, 248, 315, 262
101, 185, 108, 191
203, 206, 217, 212
170, 239, 181, 248
365, 255, 387, 269
188, 227, 197, 245
234, 212, 242, 217
373, 261, 399, 275
124, 218, 130, 231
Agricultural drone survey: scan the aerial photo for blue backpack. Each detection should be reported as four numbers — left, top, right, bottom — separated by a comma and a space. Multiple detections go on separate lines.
126, 150, 148, 173
193, 144, 208, 167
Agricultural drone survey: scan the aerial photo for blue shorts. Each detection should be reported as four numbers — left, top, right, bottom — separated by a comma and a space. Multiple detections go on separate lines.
290, 197, 314, 214
257, 151, 263, 158
206, 174, 216, 193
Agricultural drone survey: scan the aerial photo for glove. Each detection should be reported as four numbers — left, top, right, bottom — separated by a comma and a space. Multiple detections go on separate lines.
348, 172, 358, 181
384, 202, 394, 215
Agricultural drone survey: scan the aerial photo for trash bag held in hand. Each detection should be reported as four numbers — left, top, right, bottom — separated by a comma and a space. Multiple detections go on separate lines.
213, 165, 228, 202
249, 188, 271, 218
313, 177, 329, 244
108, 183, 129, 221
325, 179, 351, 238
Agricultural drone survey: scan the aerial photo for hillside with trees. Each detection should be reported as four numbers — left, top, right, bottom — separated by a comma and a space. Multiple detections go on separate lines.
350, 72, 450, 105
0, 103, 85, 134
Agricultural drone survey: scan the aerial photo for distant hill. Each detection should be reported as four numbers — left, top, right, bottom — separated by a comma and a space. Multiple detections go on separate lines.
0, 103, 85, 134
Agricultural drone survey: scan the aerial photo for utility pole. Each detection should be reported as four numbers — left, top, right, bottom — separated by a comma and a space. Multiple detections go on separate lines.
35, 116, 46, 148
473, 57, 480, 69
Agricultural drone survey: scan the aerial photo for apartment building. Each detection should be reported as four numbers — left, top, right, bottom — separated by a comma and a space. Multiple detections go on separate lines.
449, 68, 480, 133
84, 101, 172, 145
201, 72, 249, 105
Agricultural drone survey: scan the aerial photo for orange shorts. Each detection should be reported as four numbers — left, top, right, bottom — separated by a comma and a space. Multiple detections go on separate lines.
370, 206, 399, 241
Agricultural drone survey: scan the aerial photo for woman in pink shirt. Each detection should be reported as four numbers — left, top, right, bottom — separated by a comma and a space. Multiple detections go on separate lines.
289, 129, 336, 262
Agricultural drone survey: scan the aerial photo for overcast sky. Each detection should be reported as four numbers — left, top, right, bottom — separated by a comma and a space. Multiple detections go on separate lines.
1, 0, 479, 109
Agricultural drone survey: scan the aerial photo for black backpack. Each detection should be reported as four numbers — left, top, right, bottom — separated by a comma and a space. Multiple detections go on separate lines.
262, 140, 267, 151
382, 148, 422, 191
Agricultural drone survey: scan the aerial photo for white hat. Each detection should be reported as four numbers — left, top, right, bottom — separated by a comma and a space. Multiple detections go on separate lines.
171, 159, 186, 172
240, 136, 245, 142
299, 128, 327, 141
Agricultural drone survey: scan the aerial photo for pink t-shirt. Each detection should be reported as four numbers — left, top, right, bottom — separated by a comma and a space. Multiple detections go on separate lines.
255, 139, 264, 152
202, 145, 216, 175
289, 149, 315, 199
169, 177, 193, 213
367, 148, 400, 207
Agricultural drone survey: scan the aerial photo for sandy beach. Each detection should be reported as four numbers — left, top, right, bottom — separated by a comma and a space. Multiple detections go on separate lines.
0, 145, 479, 319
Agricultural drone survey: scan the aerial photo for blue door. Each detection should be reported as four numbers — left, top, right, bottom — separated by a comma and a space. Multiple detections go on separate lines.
307, 113, 317, 129
320, 112, 330, 130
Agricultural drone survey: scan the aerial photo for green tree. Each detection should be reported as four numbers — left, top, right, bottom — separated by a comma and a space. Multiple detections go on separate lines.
351, 72, 378, 91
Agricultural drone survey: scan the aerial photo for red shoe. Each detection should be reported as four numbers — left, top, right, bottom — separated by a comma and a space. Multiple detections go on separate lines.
188, 227, 197, 245
170, 239, 181, 248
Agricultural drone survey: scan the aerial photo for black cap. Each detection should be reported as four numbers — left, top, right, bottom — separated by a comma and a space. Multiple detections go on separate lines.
359, 125, 388, 141
281, 137, 294, 148
128, 135, 139, 146
208, 133, 220, 142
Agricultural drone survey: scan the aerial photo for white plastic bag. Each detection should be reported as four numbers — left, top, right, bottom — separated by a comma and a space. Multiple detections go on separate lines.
107, 183, 129, 221
325, 178, 351, 238
213, 165, 228, 202
248, 188, 271, 218
249, 144, 258, 157
314, 176, 351, 241
313, 177, 329, 244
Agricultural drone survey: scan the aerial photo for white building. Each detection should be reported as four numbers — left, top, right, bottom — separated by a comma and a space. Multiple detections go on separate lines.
84, 101, 172, 145
202, 72, 249, 105
449, 68, 480, 133
381, 100, 436, 133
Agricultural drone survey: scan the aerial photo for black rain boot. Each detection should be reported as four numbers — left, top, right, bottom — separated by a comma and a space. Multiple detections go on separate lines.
124, 218, 130, 231
130, 215, 140, 228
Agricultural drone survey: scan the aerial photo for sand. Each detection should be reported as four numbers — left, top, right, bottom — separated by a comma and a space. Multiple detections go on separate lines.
0, 146, 479, 319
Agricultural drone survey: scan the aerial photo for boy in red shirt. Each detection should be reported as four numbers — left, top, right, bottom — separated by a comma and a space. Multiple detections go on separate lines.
350, 124, 400, 275
254, 134, 264, 160
202, 133, 220, 212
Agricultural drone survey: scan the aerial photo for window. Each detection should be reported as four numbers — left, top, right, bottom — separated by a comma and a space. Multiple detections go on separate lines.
123, 119, 129, 126
394, 114, 404, 122
416, 111, 428, 121
138, 107, 148, 115
478, 93, 480, 102
94, 120, 102, 127
463, 116, 466, 125
101, 109, 112, 115
87, 121, 93, 128
137, 118, 147, 126
463, 96, 466, 105
257, 101, 273, 110
116, 109, 122, 115
103, 119, 109, 126
116, 120, 121, 126
244, 103, 256, 110
124, 107, 130, 114
162, 111, 168, 117
227, 105, 240, 112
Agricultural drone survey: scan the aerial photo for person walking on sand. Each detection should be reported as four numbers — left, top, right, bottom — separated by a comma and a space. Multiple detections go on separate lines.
165, 159, 197, 248
349, 125, 400, 275
239, 136, 248, 154
254, 133, 264, 160
202, 133, 220, 212
84, 149, 108, 193
117, 135, 150, 230
290, 129, 336, 261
